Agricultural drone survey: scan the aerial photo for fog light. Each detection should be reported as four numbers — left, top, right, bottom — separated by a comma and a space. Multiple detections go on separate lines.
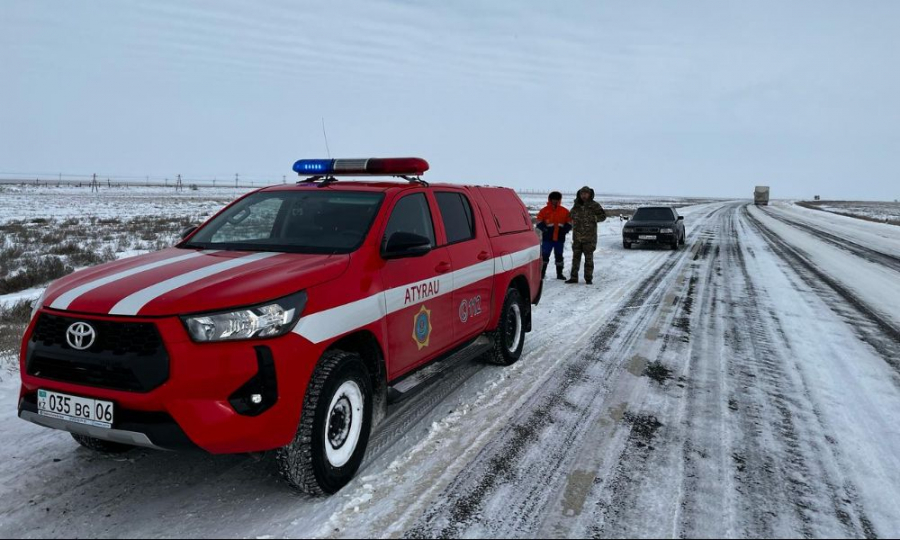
229, 346, 278, 416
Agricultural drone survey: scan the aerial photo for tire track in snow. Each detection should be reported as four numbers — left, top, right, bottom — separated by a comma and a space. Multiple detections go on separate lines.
745, 207, 900, 379
761, 207, 900, 274
571, 204, 880, 538
400, 207, 732, 538
731, 206, 880, 538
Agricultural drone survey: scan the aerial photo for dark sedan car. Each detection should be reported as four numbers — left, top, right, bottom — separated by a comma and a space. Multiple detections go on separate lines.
623, 207, 686, 250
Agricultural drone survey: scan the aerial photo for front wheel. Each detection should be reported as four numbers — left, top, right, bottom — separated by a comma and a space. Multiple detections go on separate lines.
623, 241, 632, 250
487, 288, 526, 366
276, 350, 373, 496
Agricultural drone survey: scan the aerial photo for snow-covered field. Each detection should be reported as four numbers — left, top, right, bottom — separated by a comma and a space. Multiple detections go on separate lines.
1, 188, 900, 538
518, 192, 723, 217
0, 184, 249, 224
797, 200, 900, 225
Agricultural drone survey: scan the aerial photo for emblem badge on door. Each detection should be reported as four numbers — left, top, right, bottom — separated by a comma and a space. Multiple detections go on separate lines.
412, 305, 432, 350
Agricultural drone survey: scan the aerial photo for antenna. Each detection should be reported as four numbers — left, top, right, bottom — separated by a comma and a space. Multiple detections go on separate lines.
322, 118, 332, 158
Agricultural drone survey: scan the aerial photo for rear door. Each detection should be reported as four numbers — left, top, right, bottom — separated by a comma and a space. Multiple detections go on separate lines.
379, 191, 454, 379
434, 190, 493, 342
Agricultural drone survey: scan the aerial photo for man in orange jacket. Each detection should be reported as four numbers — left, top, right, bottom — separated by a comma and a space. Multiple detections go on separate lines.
535, 191, 572, 280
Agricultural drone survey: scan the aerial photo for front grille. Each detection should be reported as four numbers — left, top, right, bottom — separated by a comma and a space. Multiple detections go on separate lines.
636, 227, 661, 234
28, 314, 169, 392
28, 355, 145, 391
32, 314, 162, 357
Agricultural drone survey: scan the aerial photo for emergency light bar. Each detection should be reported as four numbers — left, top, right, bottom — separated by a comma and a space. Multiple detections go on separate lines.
292, 158, 429, 177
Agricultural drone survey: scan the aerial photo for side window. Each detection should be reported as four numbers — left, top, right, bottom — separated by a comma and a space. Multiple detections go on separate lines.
435, 192, 476, 244
383, 193, 436, 247
211, 197, 283, 243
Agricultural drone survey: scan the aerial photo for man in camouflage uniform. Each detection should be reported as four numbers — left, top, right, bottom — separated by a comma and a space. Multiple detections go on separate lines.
566, 186, 606, 285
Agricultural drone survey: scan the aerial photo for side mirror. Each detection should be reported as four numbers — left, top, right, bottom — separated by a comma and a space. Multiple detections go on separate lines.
180, 226, 198, 240
677, 216, 684, 221
382, 232, 433, 260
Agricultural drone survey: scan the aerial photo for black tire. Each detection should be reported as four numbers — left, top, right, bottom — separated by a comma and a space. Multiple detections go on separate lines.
276, 350, 373, 496
671, 237, 680, 250
623, 241, 631, 250
487, 288, 526, 366
71, 433, 133, 454
680, 232, 686, 246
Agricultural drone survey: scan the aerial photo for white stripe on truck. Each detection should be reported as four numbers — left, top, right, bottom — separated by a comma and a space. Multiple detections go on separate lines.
293, 245, 539, 344
109, 252, 280, 316
50, 251, 210, 310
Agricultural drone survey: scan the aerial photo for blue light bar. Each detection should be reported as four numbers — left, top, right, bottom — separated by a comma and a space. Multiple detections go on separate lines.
293, 159, 334, 175
293, 158, 429, 177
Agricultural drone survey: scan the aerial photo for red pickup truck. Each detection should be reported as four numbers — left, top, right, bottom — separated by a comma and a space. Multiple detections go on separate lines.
19, 158, 542, 495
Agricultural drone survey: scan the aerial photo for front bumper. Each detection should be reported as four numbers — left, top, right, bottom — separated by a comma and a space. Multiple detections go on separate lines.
18, 393, 195, 451
19, 310, 319, 454
623, 232, 677, 245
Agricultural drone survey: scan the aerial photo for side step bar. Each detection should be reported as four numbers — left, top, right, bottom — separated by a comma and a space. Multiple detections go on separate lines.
387, 335, 493, 404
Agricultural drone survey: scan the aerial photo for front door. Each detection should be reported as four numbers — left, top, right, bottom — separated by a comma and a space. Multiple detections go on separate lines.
380, 192, 453, 380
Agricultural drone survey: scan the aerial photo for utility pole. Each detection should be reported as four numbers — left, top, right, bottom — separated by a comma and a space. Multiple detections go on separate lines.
91, 173, 99, 193
235, 173, 239, 188
176, 174, 184, 192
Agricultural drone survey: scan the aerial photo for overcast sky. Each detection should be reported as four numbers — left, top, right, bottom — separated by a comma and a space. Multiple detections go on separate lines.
2, 1, 899, 200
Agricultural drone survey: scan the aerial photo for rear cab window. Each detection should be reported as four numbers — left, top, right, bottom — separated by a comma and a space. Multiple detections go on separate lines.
435, 191, 476, 245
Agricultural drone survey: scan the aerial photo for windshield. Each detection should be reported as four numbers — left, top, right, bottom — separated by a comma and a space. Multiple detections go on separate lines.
632, 207, 676, 222
182, 190, 385, 254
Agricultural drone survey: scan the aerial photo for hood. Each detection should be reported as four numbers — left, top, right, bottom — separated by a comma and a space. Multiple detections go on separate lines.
574, 186, 595, 206
625, 219, 676, 228
42, 248, 350, 317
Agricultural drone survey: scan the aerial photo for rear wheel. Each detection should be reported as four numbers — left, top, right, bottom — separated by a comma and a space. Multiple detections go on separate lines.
487, 288, 526, 366
276, 350, 373, 496
71, 433, 133, 454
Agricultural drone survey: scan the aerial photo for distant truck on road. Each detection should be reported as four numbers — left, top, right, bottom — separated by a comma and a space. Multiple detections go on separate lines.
754, 186, 770, 206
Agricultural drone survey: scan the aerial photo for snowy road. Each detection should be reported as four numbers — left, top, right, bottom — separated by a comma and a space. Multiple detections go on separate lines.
1, 201, 899, 538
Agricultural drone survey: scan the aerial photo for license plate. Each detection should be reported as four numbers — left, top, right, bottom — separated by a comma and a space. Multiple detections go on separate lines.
37, 389, 114, 429
639, 235, 657, 240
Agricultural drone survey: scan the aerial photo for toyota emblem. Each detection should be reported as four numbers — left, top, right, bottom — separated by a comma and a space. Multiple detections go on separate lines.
66, 322, 96, 351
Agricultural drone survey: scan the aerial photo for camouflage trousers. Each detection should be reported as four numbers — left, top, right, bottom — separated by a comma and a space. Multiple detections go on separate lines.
570, 240, 597, 281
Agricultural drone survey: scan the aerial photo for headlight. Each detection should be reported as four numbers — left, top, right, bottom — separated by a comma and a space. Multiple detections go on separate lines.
30, 290, 47, 322
660, 228, 674, 234
182, 291, 307, 342
624, 228, 634, 233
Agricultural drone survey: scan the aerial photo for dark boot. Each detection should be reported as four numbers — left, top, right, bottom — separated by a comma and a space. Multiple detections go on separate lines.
565, 276, 579, 284
585, 278, 593, 285
541, 262, 548, 280
556, 267, 565, 280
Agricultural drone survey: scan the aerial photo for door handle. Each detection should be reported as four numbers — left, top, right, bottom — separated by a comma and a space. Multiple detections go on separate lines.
435, 262, 452, 274
477, 251, 490, 261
